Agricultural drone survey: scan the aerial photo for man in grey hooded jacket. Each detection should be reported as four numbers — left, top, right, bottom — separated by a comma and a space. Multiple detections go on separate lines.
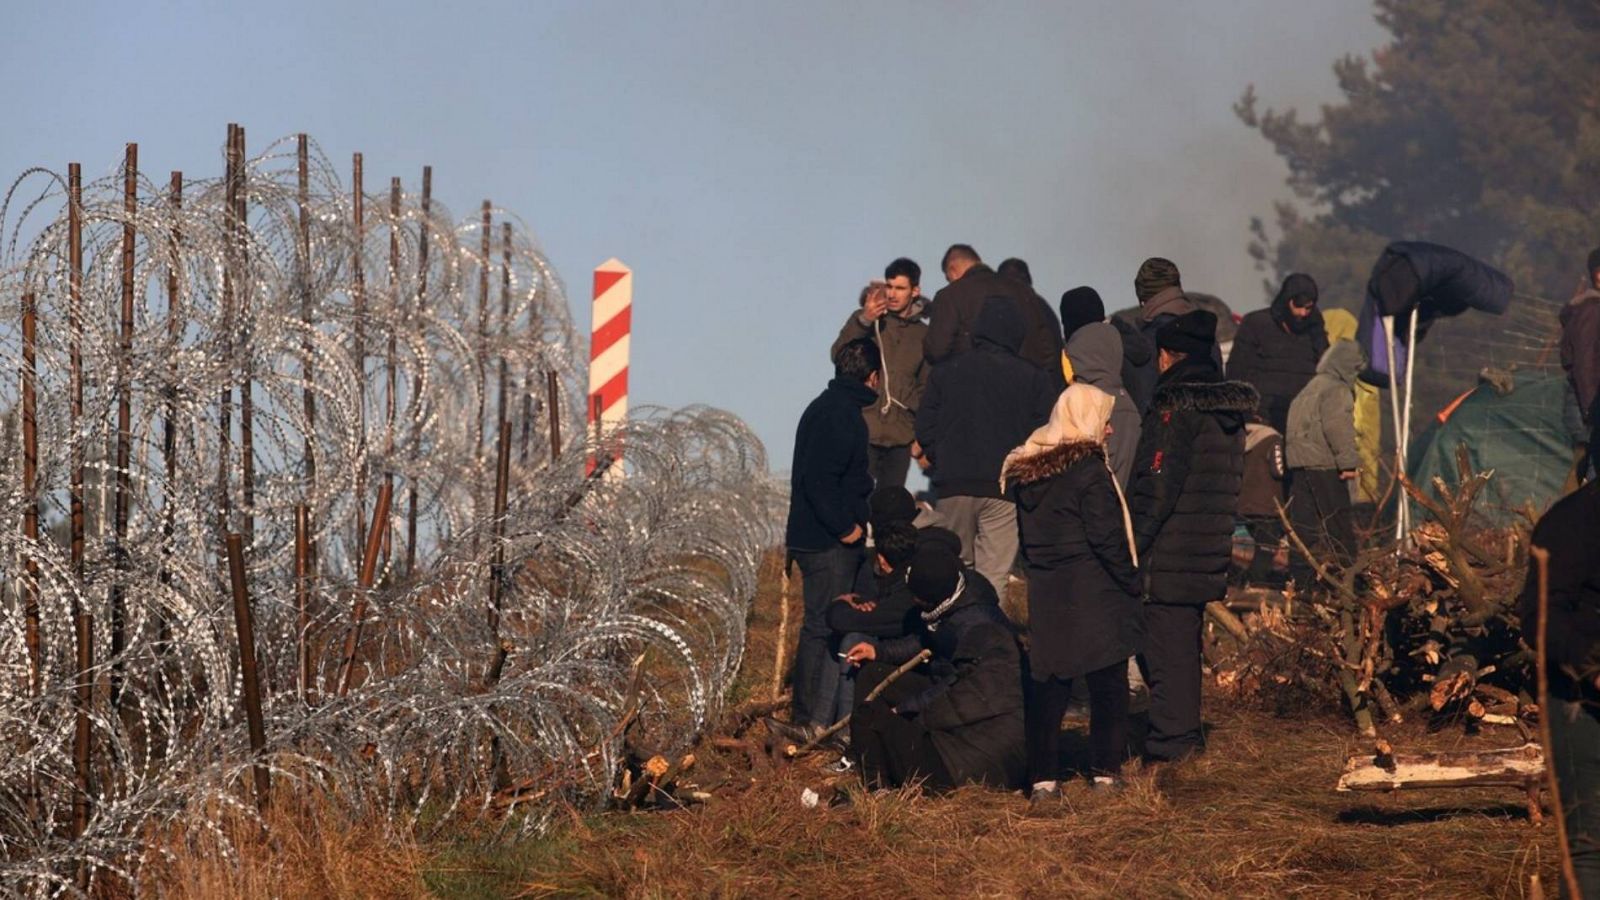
1285, 340, 1364, 583
1066, 320, 1142, 488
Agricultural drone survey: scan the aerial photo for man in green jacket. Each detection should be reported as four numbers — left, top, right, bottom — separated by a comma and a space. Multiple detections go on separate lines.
832, 257, 929, 489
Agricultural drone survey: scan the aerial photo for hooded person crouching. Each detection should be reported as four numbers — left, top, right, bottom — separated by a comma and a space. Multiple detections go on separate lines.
842, 543, 1026, 791
1128, 310, 1256, 762
1002, 383, 1143, 797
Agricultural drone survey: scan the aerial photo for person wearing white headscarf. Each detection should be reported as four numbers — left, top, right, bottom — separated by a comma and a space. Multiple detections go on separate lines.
1002, 383, 1143, 799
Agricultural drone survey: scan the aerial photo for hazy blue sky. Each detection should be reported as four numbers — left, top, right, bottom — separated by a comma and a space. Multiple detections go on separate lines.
1, 1, 1387, 471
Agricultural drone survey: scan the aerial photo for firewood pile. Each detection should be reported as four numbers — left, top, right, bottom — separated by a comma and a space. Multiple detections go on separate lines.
1210, 446, 1539, 739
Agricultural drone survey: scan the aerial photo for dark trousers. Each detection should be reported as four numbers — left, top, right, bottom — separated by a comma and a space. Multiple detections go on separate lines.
869, 443, 911, 490
1239, 516, 1283, 584
1139, 602, 1204, 761
1027, 663, 1130, 783
849, 661, 952, 791
1551, 698, 1600, 896
1288, 468, 1354, 584
790, 545, 864, 727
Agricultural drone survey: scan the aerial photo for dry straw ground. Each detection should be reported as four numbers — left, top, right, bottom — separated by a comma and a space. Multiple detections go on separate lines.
149, 554, 1561, 899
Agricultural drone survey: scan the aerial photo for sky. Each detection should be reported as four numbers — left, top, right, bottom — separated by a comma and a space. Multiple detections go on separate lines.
0, 1, 1389, 472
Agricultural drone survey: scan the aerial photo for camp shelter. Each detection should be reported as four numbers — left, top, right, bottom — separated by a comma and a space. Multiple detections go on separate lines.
1405, 372, 1574, 525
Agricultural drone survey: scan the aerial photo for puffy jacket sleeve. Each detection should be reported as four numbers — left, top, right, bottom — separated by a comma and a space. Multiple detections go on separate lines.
924, 296, 957, 364
874, 630, 926, 667
1130, 409, 1200, 557
831, 309, 873, 362
1081, 468, 1141, 596
1226, 317, 1261, 386
1319, 383, 1360, 471
915, 368, 944, 462
909, 623, 1020, 729
796, 406, 862, 540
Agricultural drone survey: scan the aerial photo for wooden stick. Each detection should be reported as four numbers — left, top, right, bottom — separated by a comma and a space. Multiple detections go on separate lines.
771, 558, 792, 702
787, 649, 932, 757
226, 533, 270, 809
1336, 741, 1544, 792
1531, 546, 1581, 893
336, 480, 393, 696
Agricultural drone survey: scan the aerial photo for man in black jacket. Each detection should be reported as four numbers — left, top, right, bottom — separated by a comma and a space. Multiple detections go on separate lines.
842, 542, 1027, 791
923, 244, 1064, 377
784, 338, 880, 733
1128, 310, 1255, 762
915, 300, 1057, 595
1226, 273, 1329, 432
1520, 481, 1600, 895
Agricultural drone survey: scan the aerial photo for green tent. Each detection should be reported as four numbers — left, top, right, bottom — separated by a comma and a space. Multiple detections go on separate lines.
1406, 373, 1574, 525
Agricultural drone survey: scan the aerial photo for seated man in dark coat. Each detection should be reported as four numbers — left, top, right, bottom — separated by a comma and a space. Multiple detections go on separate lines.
842, 543, 1027, 791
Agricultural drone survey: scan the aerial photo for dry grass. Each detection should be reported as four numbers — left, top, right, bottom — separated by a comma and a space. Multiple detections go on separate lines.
141, 551, 1561, 898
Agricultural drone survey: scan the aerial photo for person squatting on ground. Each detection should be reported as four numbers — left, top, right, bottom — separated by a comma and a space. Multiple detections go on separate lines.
1002, 384, 1144, 798
825, 516, 922, 725
1284, 340, 1364, 584
1561, 247, 1600, 482
1519, 479, 1600, 896
1065, 318, 1142, 488
831, 258, 929, 489
915, 299, 1056, 596
922, 243, 1064, 378
783, 338, 879, 734
1128, 310, 1254, 762
1233, 414, 1287, 587
1226, 273, 1329, 434
843, 542, 1027, 792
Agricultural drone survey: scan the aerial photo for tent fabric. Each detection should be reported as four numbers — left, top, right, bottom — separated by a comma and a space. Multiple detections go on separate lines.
1406, 373, 1573, 524
1357, 242, 1515, 384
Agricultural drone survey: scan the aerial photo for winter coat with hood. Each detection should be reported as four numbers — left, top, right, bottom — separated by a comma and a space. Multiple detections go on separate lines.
1003, 386, 1143, 682
1226, 281, 1330, 432
785, 376, 876, 552
915, 300, 1057, 499
923, 263, 1065, 377
831, 297, 929, 448
874, 571, 1027, 789
1560, 280, 1600, 425
1113, 316, 1155, 414
1126, 287, 1211, 415
1066, 321, 1143, 487
1285, 340, 1363, 472
1128, 357, 1256, 606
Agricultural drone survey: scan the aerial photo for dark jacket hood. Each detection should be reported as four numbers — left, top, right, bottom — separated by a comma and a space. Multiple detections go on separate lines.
1065, 321, 1125, 390
973, 297, 1026, 355
1152, 361, 1258, 432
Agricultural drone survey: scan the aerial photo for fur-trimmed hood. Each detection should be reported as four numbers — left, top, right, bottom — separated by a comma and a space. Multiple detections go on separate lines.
1151, 378, 1259, 416
1001, 440, 1104, 487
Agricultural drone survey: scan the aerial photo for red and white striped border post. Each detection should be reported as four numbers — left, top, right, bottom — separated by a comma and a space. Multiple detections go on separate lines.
588, 258, 631, 475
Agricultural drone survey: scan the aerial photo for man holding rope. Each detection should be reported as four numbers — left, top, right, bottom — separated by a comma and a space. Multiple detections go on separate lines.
831, 258, 929, 490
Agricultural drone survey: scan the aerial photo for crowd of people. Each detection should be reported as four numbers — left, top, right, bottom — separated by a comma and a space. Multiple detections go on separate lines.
781, 244, 1600, 828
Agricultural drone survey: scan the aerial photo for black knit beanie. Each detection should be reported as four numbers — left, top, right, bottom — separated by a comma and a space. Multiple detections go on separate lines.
1135, 257, 1182, 303
906, 544, 961, 607
868, 486, 917, 532
1156, 309, 1218, 356
916, 526, 963, 559
1058, 286, 1105, 341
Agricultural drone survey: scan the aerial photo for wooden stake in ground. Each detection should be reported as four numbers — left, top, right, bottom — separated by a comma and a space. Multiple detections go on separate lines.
787, 649, 932, 757
1531, 546, 1582, 896
771, 557, 793, 703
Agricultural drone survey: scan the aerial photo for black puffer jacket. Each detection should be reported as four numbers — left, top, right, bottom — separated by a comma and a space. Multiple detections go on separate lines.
1226, 287, 1329, 431
784, 377, 876, 552
1010, 441, 1143, 680
1128, 358, 1256, 605
916, 301, 1057, 498
876, 573, 1026, 789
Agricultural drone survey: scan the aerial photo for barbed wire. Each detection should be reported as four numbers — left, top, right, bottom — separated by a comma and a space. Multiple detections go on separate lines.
0, 135, 781, 895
